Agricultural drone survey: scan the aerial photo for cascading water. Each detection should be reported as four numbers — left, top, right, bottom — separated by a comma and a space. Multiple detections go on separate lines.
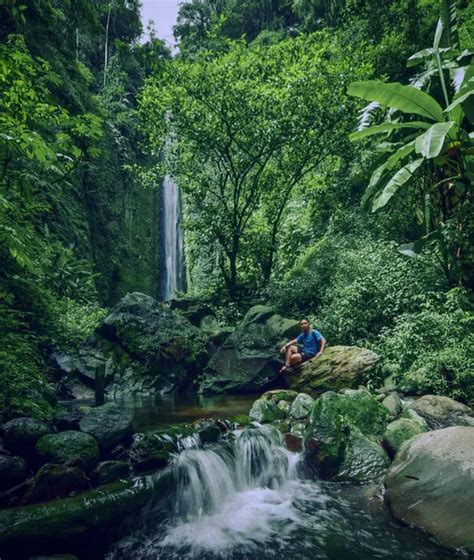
161, 175, 184, 300
107, 424, 462, 560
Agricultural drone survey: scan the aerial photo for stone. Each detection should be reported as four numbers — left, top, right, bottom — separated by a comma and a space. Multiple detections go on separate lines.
290, 393, 315, 419
383, 418, 427, 455
168, 297, 214, 326
285, 346, 381, 396
2, 418, 51, 455
0, 454, 28, 491
232, 415, 251, 426
198, 305, 300, 394
23, 464, 89, 504
304, 389, 389, 479
79, 402, 133, 450
53, 409, 84, 431
407, 395, 473, 430
336, 429, 390, 482
196, 422, 222, 444
400, 408, 429, 429
261, 389, 298, 403
381, 392, 402, 417
130, 431, 176, 472
249, 399, 285, 423
277, 400, 291, 415
35, 431, 100, 471
91, 461, 129, 485
385, 427, 474, 553
283, 433, 303, 453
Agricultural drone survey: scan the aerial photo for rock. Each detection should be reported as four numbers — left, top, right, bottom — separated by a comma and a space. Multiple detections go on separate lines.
195, 421, 222, 444
0, 470, 172, 545
2, 418, 51, 455
381, 392, 402, 417
285, 346, 381, 396
232, 415, 251, 426
74, 292, 208, 396
385, 427, 474, 553
168, 297, 214, 326
130, 431, 176, 472
0, 454, 28, 491
290, 393, 314, 419
261, 389, 298, 403
290, 422, 306, 436
400, 408, 429, 429
304, 389, 389, 479
336, 428, 390, 482
91, 461, 129, 485
383, 418, 427, 455
22, 464, 89, 504
35, 431, 100, 471
277, 400, 291, 415
249, 399, 286, 423
396, 367, 430, 395
53, 409, 84, 431
200, 315, 219, 333
198, 305, 300, 394
283, 433, 303, 453
79, 402, 133, 450
407, 395, 473, 430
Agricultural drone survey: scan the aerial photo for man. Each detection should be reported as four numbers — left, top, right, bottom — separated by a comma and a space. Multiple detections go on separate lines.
279, 318, 326, 373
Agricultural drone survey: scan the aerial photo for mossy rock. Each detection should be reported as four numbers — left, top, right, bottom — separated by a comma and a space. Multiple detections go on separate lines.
383, 418, 427, 454
79, 402, 133, 450
249, 399, 286, 423
91, 461, 129, 485
290, 393, 315, 420
381, 392, 403, 417
337, 428, 390, 482
0, 454, 28, 491
35, 431, 100, 471
261, 389, 298, 403
130, 432, 176, 472
23, 464, 89, 505
231, 415, 251, 426
3, 418, 51, 455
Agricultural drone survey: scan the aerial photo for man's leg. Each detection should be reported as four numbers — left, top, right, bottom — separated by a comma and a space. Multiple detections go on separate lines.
281, 345, 302, 372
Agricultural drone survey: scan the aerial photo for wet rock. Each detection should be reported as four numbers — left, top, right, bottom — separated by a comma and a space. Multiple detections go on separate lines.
381, 393, 402, 418
290, 393, 315, 419
304, 389, 389, 479
407, 395, 473, 430
231, 415, 251, 426
283, 433, 303, 453
22, 464, 89, 504
249, 399, 285, 423
130, 432, 176, 472
385, 427, 474, 553
53, 409, 84, 431
277, 400, 291, 415
2, 418, 51, 455
91, 460, 129, 485
199, 305, 300, 394
336, 429, 390, 482
261, 389, 298, 403
195, 421, 222, 444
79, 402, 133, 450
286, 346, 381, 396
168, 297, 214, 326
0, 454, 28, 491
35, 431, 100, 471
400, 408, 429, 429
383, 418, 427, 455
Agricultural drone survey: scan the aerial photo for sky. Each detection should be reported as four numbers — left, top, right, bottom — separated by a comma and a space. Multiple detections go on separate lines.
140, 0, 182, 48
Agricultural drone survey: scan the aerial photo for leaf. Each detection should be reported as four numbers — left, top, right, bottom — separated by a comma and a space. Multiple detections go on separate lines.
348, 81, 445, 122
372, 159, 424, 211
349, 121, 430, 141
415, 121, 455, 158
398, 230, 442, 256
445, 88, 474, 112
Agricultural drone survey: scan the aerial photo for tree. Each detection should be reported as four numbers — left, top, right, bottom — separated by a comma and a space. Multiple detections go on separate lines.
141, 34, 370, 295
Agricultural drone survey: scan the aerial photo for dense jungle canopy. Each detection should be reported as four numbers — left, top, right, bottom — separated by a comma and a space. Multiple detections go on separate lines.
0, 0, 473, 422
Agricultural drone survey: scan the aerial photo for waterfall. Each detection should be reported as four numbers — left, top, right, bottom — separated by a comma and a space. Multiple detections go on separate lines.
161, 175, 184, 300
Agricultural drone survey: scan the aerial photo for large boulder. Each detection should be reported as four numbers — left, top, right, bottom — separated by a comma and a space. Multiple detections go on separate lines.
73, 292, 208, 395
22, 464, 89, 504
304, 389, 389, 480
385, 427, 474, 553
129, 431, 177, 472
406, 395, 474, 430
79, 402, 133, 450
198, 305, 300, 394
0, 454, 28, 491
2, 418, 51, 456
249, 399, 286, 423
35, 431, 100, 471
285, 346, 381, 395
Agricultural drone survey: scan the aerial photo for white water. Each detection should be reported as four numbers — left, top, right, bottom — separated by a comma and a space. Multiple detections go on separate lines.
162, 175, 184, 300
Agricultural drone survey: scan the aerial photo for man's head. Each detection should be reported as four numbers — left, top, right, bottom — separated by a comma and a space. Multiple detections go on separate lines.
300, 318, 310, 332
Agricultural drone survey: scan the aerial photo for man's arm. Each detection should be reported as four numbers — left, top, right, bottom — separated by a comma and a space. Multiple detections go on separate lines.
280, 338, 298, 354
316, 337, 326, 357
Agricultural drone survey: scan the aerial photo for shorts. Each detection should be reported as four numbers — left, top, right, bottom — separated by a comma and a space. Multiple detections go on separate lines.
301, 352, 316, 363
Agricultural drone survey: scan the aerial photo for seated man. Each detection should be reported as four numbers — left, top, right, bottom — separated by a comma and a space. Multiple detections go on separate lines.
279, 318, 326, 373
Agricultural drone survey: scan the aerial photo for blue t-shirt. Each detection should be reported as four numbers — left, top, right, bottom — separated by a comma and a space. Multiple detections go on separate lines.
296, 329, 323, 357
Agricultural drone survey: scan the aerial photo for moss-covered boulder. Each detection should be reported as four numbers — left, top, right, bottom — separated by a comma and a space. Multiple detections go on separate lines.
385, 427, 474, 553
261, 389, 298, 403
407, 395, 474, 430
383, 418, 427, 455
35, 431, 100, 471
73, 292, 208, 395
290, 393, 315, 419
198, 305, 300, 394
23, 464, 89, 504
285, 346, 381, 396
2, 418, 51, 455
304, 389, 389, 479
0, 454, 28, 491
381, 392, 403, 418
79, 402, 133, 450
130, 431, 176, 472
249, 399, 286, 423
91, 461, 129, 485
